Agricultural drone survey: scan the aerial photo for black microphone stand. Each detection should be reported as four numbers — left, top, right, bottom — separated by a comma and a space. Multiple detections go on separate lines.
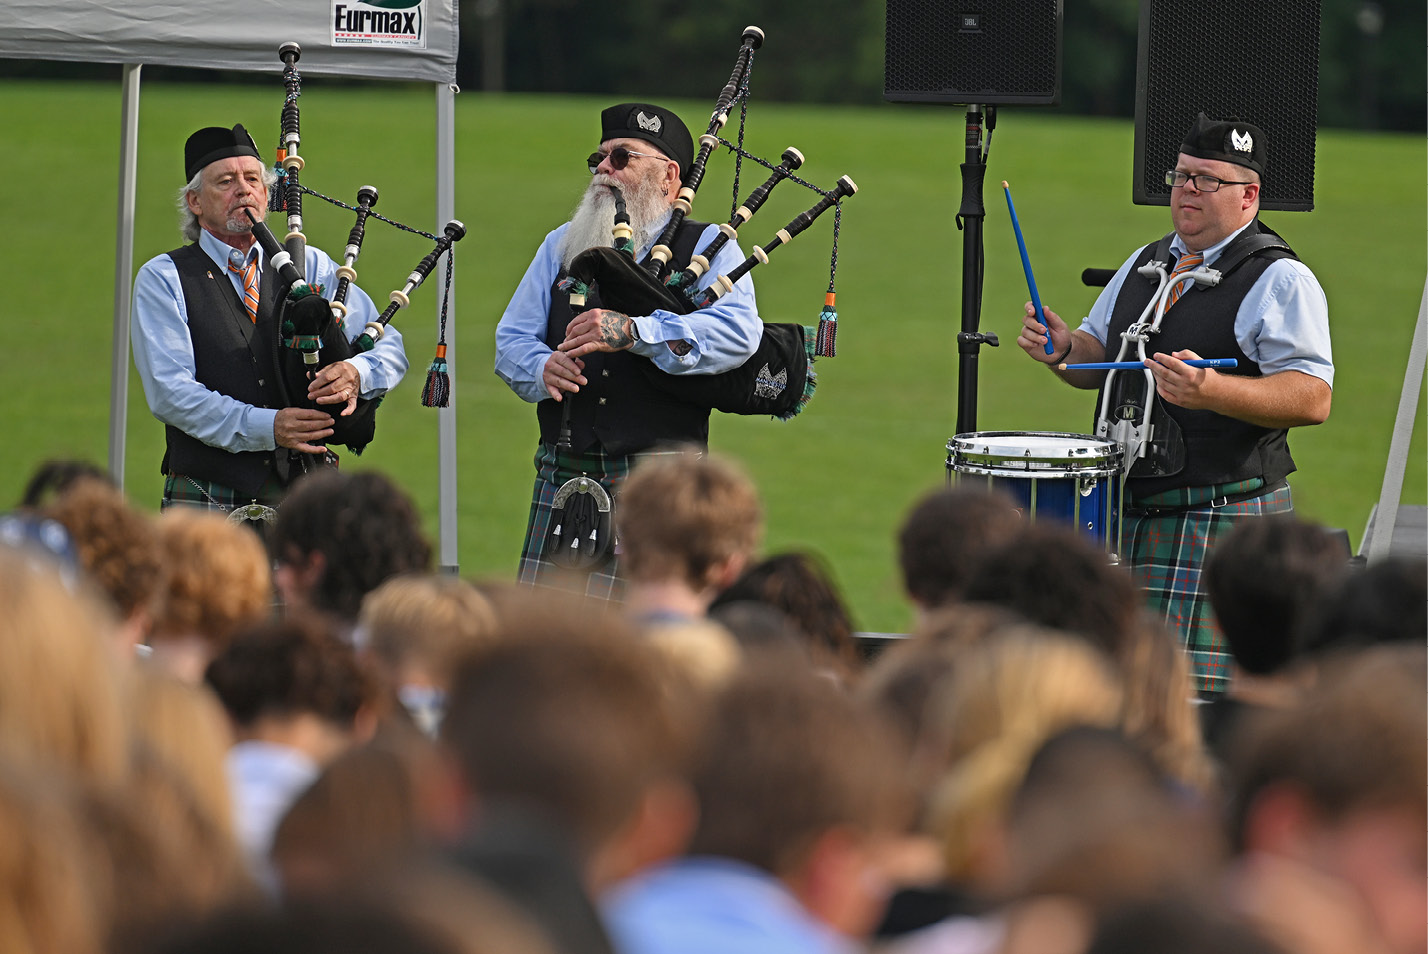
954, 103, 999, 436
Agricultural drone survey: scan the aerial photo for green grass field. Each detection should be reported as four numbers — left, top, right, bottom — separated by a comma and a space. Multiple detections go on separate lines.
1, 79, 1423, 633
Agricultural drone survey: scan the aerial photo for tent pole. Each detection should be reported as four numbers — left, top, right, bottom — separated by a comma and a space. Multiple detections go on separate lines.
109, 62, 142, 489
436, 82, 459, 574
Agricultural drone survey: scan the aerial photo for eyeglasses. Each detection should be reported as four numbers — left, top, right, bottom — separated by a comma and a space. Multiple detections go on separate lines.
587, 146, 668, 174
1165, 170, 1255, 192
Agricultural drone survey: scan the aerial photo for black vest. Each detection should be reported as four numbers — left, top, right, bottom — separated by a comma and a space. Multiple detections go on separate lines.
1103, 220, 1299, 498
163, 244, 289, 497
535, 220, 711, 456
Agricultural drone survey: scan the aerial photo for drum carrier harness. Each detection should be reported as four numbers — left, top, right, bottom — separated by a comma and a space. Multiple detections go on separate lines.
1095, 221, 1298, 489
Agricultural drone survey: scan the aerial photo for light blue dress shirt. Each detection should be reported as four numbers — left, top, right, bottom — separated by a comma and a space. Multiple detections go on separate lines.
1078, 221, 1333, 387
132, 228, 408, 454
494, 215, 762, 405
603, 856, 855, 954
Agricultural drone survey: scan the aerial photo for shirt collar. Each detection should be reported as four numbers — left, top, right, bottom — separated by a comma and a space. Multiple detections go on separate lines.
1170, 220, 1255, 268
199, 228, 261, 270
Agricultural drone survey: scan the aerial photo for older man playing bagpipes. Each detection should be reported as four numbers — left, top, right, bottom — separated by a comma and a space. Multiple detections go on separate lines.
497, 25, 856, 600
494, 100, 764, 599
132, 123, 409, 515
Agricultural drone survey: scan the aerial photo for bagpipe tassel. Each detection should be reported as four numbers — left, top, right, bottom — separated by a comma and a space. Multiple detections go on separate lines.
421, 343, 451, 408
814, 291, 838, 358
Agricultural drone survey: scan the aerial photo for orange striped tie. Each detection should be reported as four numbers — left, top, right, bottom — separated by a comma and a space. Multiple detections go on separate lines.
1166, 250, 1204, 309
228, 255, 259, 323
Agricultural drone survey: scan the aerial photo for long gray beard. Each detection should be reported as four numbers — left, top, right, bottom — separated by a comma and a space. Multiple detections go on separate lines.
559, 173, 671, 269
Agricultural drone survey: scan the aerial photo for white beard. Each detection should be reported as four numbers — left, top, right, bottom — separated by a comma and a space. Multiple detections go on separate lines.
559, 170, 672, 269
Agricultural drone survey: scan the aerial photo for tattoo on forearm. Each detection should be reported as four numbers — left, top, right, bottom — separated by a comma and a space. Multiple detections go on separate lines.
667, 339, 692, 356
597, 310, 634, 350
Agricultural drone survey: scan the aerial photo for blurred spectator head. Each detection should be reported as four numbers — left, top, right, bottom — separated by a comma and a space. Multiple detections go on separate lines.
897, 485, 1021, 611
269, 470, 431, 623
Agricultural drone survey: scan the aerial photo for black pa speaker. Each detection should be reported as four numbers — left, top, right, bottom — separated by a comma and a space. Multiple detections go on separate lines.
1133, 0, 1320, 211
885, 0, 1063, 106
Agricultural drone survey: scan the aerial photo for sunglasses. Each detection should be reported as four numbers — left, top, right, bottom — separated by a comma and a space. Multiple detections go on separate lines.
587, 146, 668, 174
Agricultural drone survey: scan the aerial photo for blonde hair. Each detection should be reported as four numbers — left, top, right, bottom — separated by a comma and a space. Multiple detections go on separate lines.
926, 629, 1124, 883
1119, 623, 1216, 793
0, 548, 129, 786
359, 574, 498, 684
618, 450, 763, 588
127, 665, 236, 845
0, 760, 107, 954
642, 618, 743, 691
152, 510, 271, 645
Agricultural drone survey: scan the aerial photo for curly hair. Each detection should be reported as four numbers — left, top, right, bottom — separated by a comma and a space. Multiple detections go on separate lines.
708, 551, 859, 673
43, 478, 165, 622
269, 470, 432, 621
204, 615, 376, 729
152, 510, 271, 646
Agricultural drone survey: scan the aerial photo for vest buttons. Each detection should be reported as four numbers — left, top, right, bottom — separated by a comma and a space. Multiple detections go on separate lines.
598, 397, 607, 405
601, 369, 609, 377
257, 378, 264, 386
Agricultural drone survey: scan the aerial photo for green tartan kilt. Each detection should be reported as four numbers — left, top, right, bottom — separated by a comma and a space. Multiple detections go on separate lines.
1125, 478, 1294, 695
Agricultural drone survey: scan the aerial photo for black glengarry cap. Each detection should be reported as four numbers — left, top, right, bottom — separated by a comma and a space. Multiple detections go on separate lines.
600, 103, 694, 182
1180, 112, 1267, 177
185, 123, 261, 181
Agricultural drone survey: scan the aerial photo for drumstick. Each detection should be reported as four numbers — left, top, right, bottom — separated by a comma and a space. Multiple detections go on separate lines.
1059, 358, 1239, 371
1003, 180, 1052, 355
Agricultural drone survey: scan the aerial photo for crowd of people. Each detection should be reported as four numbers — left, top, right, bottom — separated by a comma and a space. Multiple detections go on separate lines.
1, 452, 1423, 954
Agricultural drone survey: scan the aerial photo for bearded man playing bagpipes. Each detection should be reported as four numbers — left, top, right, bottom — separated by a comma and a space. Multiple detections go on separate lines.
132, 124, 409, 515
1015, 114, 1333, 696
495, 103, 763, 599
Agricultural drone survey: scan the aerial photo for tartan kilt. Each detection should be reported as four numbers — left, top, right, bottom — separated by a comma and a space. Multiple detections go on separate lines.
1125, 478, 1294, 695
517, 443, 634, 601
161, 473, 283, 512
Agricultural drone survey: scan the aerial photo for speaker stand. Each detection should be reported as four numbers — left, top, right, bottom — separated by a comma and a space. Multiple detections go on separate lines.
955, 104, 1000, 435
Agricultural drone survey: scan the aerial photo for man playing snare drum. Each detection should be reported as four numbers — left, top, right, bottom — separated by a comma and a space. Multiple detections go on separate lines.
1016, 113, 1333, 695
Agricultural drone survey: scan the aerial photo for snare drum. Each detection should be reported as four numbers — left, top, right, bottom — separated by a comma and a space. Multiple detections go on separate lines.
946, 431, 1123, 559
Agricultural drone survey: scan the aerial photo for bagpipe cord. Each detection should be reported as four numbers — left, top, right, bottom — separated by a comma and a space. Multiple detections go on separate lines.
292, 182, 454, 406
715, 137, 843, 359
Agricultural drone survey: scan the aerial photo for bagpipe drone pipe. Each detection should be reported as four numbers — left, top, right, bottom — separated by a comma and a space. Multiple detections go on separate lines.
260, 42, 463, 458
557, 25, 857, 422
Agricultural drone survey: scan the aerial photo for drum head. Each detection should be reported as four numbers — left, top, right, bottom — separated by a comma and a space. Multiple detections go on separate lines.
947, 431, 1122, 477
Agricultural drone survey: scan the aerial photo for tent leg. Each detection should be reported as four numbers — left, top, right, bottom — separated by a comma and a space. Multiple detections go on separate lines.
109, 62, 142, 489
436, 81, 459, 574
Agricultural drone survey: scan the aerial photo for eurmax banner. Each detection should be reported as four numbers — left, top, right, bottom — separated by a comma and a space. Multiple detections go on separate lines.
333, 0, 426, 50
0, 0, 456, 83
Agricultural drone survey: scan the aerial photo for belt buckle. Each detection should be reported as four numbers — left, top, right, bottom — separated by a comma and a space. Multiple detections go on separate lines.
1209, 494, 1230, 508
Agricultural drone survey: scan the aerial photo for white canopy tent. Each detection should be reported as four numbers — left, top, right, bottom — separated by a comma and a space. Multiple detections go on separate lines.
0, 0, 463, 570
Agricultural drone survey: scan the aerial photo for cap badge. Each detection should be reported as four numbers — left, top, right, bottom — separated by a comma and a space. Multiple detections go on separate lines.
1231, 129, 1254, 153
636, 111, 663, 134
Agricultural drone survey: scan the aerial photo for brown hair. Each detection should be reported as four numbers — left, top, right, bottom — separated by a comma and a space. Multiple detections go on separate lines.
617, 450, 762, 588
271, 732, 435, 895
897, 486, 1022, 608
204, 615, 378, 731
1229, 644, 1427, 850
686, 662, 910, 877
151, 510, 271, 645
441, 596, 697, 860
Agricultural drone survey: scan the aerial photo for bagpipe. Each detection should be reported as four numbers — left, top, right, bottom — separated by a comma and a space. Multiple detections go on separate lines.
542, 26, 859, 570
261, 42, 463, 460
557, 24, 857, 423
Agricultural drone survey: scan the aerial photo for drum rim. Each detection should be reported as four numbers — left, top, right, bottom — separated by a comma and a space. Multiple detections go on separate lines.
947, 430, 1122, 474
